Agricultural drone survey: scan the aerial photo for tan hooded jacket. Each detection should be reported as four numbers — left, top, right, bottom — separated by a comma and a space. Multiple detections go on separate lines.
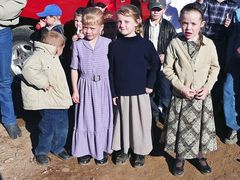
21, 41, 72, 110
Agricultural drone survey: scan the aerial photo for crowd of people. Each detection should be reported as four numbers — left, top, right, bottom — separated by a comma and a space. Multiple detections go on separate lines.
0, 0, 239, 177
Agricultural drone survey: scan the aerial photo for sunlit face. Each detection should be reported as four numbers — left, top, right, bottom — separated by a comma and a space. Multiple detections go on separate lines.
74, 15, 83, 30
82, 23, 103, 41
150, 7, 165, 21
117, 14, 138, 37
180, 10, 205, 41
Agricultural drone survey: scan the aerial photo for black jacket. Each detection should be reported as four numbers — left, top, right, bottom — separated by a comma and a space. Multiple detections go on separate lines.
143, 18, 176, 54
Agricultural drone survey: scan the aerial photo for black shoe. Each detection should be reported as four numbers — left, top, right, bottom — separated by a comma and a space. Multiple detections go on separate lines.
35, 154, 49, 165
5, 124, 22, 139
78, 155, 92, 165
173, 159, 185, 176
95, 153, 108, 166
133, 154, 145, 168
196, 158, 212, 175
113, 151, 128, 165
54, 150, 70, 160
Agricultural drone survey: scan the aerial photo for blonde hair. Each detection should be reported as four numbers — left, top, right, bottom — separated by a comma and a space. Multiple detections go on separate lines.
117, 4, 142, 34
41, 31, 65, 48
82, 7, 104, 26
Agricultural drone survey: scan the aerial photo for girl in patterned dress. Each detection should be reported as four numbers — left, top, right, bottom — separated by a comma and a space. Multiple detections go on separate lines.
161, 3, 220, 176
71, 7, 113, 166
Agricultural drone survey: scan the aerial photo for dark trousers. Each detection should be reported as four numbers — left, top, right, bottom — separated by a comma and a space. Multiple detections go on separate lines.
151, 71, 172, 120
35, 109, 68, 155
211, 37, 229, 104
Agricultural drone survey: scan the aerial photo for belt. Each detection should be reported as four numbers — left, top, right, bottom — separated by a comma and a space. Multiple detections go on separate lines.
80, 74, 107, 82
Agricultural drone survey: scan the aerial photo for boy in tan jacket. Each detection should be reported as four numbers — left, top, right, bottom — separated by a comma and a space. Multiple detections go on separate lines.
21, 31, 72, 165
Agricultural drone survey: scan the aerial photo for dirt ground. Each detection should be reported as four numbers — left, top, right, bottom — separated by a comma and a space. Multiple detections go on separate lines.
0, 81, 239, 180
0, 113, 239, 180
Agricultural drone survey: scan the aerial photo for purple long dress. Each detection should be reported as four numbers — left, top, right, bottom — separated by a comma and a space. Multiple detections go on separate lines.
71, 36, 113, 160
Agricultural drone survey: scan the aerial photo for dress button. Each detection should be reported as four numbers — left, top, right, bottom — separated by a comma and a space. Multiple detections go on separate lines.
194, 70, 197, 72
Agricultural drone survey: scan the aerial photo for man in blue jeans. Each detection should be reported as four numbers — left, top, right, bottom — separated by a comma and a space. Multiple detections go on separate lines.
0, 0, 27, 139
223, 7, 240, 144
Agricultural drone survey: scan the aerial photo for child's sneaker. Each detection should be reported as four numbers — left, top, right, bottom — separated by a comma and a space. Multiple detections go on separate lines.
35, 154, 49, 165
95, 153, 108, 166
132, 154, 145, 168
224, 130, 238, 144
113, 151, 128, 165
78, 155, 91, 165
53, 149, 70, 160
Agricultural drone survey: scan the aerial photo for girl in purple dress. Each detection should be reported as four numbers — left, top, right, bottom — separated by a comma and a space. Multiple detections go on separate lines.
71, 7, 113, 166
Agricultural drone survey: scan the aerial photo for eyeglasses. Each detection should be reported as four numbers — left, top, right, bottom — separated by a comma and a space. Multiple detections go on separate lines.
151, 7, 163, 12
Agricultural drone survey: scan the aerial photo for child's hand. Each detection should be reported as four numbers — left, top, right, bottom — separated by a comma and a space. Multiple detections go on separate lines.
159, 54, 165, 64
72, 91, 80, 103
38, 19, 46, 28
236, 47, 240, 55
195, 87, 209, 100
72, 34, 79, 42
145, 88, 153, 94
224, 13, 232, 27
182, 86, 196, 99
113, 97, 119, 106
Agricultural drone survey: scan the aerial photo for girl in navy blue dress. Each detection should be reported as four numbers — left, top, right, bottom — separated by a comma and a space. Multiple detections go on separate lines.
108, 4, 159, 168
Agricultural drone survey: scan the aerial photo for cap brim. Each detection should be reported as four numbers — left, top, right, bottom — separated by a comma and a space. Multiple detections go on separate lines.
37, 12, 47, 17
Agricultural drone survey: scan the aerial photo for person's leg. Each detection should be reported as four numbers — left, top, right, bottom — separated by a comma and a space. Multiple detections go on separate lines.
211, 38, 228, 108
51, 109, 69, 160
0, 27, 21, 139
196, 152, 211, 174
35, 109, 55, 164
223, 73, 239, 130
223, 71, 240, 144
150, 93, 160, 122
158, 71, 172, 120
173, 154, 185, 176
35, 110, 54, 156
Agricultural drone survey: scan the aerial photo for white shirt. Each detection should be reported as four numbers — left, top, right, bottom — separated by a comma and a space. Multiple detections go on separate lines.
149, 19, 160, 50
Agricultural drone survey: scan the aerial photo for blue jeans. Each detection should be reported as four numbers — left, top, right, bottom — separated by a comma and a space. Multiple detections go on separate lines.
35, 109, 69, 155
223, 66, 240, 131
0, 27, 16, 125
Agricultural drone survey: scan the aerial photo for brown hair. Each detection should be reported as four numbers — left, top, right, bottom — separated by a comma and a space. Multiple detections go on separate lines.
82, 7, 104, 26
41, 31, 65, 48
117, 4, 142, 34
75, 7, 85, 17
180, 3, 205, 46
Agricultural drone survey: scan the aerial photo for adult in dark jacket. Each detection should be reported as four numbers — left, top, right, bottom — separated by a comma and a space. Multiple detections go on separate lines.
142, 0, 176, 124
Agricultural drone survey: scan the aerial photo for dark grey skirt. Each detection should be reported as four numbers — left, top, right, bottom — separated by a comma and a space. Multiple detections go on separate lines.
161, 95, 217, 159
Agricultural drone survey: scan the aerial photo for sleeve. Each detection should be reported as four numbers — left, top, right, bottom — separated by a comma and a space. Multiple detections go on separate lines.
146, 42, 160, 89
22, 54, 49, 89
203, 41, 220, 91
163, 42, 185, 92
108, 43, 117, 98
70, 41, 79, 70
0, 0, 27, 20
